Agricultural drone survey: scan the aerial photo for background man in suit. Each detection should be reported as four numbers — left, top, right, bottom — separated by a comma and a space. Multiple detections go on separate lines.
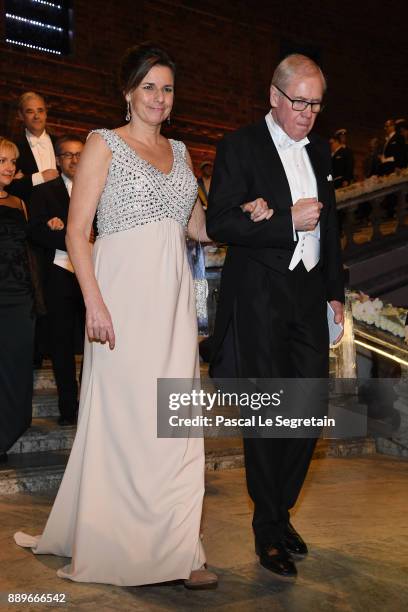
9, 92, 60, 368
9, 91, 59, 202
395, 118, 408, 165
330, 128, 354, 189
207, 54, 344, 579
379, 118, 406, 175
29, 135, 86, 426
197, 160, 213, 210
379, 119, 406, 218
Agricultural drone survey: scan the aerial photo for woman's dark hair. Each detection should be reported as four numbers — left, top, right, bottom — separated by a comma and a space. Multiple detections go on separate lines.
119, 43, 176, 95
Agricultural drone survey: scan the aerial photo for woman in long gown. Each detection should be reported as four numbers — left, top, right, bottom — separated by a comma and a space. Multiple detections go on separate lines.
0, 138, 34, 463
14, 43, 217, 589
14, 43, 270, 587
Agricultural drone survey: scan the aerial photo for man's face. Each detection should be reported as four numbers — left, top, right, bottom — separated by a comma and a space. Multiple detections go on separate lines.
56, 141, 83, 180
202, 163, 213, 178
270, 75, 324, 141
384, 121, 394, 137
19, 95, 47, 135
338, 133, 347, 146
329, 138, 337, 154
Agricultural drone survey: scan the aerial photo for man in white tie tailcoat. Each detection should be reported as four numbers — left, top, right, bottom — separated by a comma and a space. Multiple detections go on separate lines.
9, 91, 59, 202
207, 54, 344, 579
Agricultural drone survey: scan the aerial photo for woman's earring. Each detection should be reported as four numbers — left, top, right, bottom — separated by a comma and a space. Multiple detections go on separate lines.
125, 101, 131, 122
167, 114, 171, 125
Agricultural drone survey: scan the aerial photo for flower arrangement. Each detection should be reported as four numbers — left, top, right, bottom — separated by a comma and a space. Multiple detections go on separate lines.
350, 291, 407, 340
336, 168, 408, 203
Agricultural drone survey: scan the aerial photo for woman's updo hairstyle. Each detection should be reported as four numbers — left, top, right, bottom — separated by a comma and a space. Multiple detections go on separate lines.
119, 42, 176, 95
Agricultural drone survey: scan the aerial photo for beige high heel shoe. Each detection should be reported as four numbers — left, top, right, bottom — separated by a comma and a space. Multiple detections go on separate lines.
184, 565, 218, 590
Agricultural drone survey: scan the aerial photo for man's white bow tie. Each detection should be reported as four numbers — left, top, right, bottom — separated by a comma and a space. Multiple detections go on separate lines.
30, 135, 47, 148
279, 135, 309, 150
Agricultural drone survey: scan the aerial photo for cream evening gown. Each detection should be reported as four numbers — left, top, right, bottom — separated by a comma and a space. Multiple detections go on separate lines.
14, 129, 206, 586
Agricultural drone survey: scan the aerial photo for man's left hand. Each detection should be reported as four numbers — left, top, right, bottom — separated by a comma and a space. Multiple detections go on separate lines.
329, 299, 344, 344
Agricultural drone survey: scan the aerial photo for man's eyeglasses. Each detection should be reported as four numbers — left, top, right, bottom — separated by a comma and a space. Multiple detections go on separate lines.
57, 152, 81, 160
274, 85, 324, 114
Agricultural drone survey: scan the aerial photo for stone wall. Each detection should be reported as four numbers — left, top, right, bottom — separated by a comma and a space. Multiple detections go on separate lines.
0, 0, 406, 173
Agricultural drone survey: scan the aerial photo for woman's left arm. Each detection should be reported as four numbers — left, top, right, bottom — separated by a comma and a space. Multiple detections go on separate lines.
185, 150, 211, 242
187, 197, 210, 242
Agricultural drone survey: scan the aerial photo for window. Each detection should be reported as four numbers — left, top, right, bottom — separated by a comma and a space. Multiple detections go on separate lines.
5, 0, 72, 56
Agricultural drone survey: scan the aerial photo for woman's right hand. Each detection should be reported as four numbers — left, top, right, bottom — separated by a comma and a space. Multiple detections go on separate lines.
241, 198, 274, 221
86, 299, 115, 349
47, 217, 65, 231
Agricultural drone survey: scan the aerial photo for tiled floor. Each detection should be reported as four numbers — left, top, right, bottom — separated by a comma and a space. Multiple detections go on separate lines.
1, 455, 407, 611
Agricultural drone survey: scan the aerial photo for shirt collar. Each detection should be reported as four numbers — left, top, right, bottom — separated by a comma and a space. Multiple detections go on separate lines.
61, 173, 72, 189
26, 129, 48, 145
265, 112, 309, 150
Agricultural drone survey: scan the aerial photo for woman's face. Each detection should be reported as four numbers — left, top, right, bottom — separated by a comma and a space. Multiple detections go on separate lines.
127, 64, 174, 127
0, 147, 16, 190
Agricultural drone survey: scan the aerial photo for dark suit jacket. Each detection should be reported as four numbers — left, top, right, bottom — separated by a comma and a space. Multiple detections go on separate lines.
380, 133, 406, 175
28, 176, 75, 291
9, 132, 57, 202
332, 145, 354, 188
206, 118, 344, 362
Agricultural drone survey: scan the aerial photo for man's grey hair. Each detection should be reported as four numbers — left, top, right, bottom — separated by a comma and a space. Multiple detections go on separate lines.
17, 91, 46, 112
271, 54, 327, 93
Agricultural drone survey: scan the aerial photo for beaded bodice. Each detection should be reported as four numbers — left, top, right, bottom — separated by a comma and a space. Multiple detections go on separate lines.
91, 129, 198, 238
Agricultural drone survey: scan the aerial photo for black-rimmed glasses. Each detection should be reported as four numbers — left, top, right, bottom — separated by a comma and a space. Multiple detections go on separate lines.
274, 85, 324, 114
57, 152, 81, 160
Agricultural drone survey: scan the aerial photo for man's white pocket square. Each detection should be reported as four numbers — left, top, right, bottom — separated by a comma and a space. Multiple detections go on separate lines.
327, 174, 333, 182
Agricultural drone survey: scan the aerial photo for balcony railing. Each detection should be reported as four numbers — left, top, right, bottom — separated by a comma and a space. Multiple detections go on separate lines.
336, 172, 408, 261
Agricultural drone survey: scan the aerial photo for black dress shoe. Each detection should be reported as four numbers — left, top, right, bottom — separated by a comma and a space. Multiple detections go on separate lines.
283, 522, 308, 557
256, 541, 297, 578
0, 453, 8, 464
58, 416, 77, 427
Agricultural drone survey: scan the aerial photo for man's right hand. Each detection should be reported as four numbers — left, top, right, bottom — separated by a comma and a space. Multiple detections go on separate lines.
42, 169, 60, 182
291, 197, 323, 231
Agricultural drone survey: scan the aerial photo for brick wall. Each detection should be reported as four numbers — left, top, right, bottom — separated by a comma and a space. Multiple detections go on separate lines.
0, 0, 406, 175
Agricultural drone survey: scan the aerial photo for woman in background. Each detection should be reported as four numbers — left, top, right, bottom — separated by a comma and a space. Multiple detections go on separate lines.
0, 138, 34, 463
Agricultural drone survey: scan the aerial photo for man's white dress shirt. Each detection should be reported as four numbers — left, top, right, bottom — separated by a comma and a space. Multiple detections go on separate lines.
382, 131, 396, 163
53, 174, 74, 273
25, 128, 56, 186
265, 112, 320, 272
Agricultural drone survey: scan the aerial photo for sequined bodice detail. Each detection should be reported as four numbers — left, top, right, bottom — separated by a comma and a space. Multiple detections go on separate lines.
91, 129, 198, 237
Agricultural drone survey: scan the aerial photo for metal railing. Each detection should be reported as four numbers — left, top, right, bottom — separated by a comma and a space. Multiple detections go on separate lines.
336, 175, 408, 261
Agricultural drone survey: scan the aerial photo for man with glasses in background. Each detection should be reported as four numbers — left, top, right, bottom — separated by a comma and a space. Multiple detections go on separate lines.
29, 135, 88, 426
207, 54, 344, 579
